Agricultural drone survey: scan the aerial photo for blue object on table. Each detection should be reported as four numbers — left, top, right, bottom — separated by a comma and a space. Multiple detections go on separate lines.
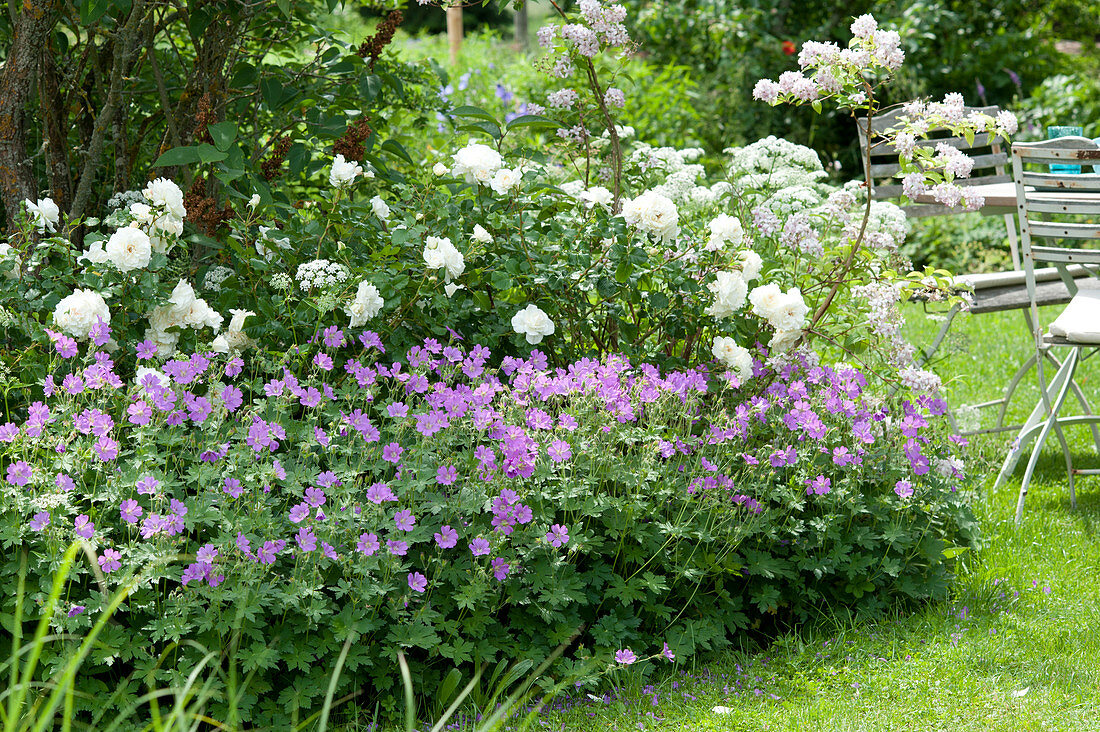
1047, 126, 1084, 173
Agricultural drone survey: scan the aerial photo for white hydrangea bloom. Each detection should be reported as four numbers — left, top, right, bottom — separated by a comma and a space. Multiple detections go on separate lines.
105, 226, 152, 272
346, 280, 384, 327
711, 336, 752, 379
54, 289, 110, 340
621, 191, 679, 244
511, 304, 555, 344
705, 271, 748, 318
329, 154, 364, 188
451, 142, 503, 185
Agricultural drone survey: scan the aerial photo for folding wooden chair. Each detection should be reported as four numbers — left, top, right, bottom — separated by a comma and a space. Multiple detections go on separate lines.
991, 137, 1100, 520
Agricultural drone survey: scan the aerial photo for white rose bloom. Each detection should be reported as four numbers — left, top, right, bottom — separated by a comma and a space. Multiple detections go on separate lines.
471, 224, 493, 243
167, 279, 198, 320
25, 198, 60, 233
749, 284, 784, 321
329, 154, 364, 188
433, 162, 450, 176
185, 298, 224, 332
423, 236, 465, 281
54, 289, 110, 340
347, 281, 384, 326
105, 226, 152, 272
134, 366, 170, 389
370, 196, 391, 220
248, 194, 261, 209
511, 304, 555, 345
214, 308, 255, 352
706, 214, 744, 251
451, 142, 503, 185
489, 167, 523, 195
738, 250, 764, 281
769, 288, 809, 332
143, 178, 186, 220
559, 180, 585, 198
769, 329, 803, 355
579, 186, 614, 208
143, 325, 180, 357
705, 271, 748, 318
621, 191, 679, 244
711, 336, 752, 379
79, 239, 111, 265
444, 282, 465, 298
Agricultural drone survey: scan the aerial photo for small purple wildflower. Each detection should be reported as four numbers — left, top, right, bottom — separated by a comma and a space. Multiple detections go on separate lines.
436, 465, 458, 486
491, 557, 511, 581
223, 478, 243, 498
394, 509, 416, 531
74, 514, 94, 539
6, 461, 32, 487
29, 511, 50, 532
469, 537, 490, 556
68, 605, 85, 618
546, 524, 569, 547
387, 539, 409, 556
120, 499, 143, 524
357, 532, 380, 556
894, 479, 914, 498
615, 649, 637, 665
99, 548, 122, 573
296, 526, 317, 552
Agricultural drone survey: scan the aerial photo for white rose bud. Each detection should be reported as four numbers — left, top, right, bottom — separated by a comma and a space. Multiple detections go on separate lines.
471, 224, 493, 244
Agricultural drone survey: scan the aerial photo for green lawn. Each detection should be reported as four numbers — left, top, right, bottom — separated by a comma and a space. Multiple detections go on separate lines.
360, 305, 1100, 731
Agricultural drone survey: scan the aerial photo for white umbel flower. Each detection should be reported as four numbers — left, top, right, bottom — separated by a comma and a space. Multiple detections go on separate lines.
347, 280, 384, 326
621, 191, 679, 244
54, 289, 110, 340
711, 336, 752, 379
105, 226, 152, 272
511, 304, 555, 345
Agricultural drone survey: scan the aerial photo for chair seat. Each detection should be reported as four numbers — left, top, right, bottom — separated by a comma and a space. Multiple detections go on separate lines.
1047, 283, 1100, 344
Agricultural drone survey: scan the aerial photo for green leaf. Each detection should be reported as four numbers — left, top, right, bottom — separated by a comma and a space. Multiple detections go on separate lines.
457, 121, 501, 140
261, 78, 284, 109
941, 545, 969, 559
196, 143, 228, 164
450, 105, 498, 122
490, 271, 512, 291
207, 121, 238, 151
359, 74, 383, 102
80, 0, 113, 25
380, 139, 414, 165
505, 115, 561, 131
276, 0, 291, 19
152, 146, 202, 167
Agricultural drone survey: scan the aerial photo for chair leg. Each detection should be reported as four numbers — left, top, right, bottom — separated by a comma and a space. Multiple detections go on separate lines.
994, 351, 1039, 431
917, 303, 960, 368
1042, 348, 1100, 454
994, 351, 1078, 492
1014, 349, 1079, 523
1051, 419, 1076, 510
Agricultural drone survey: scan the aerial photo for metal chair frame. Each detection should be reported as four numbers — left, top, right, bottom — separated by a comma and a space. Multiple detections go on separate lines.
991, 138, 1100, 521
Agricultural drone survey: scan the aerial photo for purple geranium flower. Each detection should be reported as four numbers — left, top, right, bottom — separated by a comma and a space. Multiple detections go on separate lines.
894, 479, 914, 498
296, 526, 317, 552
387, 539, 408, 556
546, 524, 569, 547
357, 532, 380, 556
434, 525, 458, 549
615, 648, 637, 665
408, 571, 428, 593
29, 511, 50, 532
469, 537, 490, 556
6, 461, 32, 487
394, 509, 416, 531
99, 548, 122, 573
120, 499, 143, 524
366, 482, 397, 504
436, 465, 458, 486
223, 478, 243, 498
491, 557, 511, 581
74, 514, 94, 539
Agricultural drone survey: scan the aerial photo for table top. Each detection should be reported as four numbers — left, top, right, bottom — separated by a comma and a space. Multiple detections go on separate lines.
914, 182, 1100, 213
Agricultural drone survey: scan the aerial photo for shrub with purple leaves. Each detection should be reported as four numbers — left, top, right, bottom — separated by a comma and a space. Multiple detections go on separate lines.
0, 324, 976, 726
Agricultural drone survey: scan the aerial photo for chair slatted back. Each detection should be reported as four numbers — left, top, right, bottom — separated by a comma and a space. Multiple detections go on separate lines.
858, 104, 1011, 218
1011, 138, 1100, 303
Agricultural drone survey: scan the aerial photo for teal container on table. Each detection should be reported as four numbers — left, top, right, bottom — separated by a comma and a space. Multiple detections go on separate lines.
1047, 125, 1084, 174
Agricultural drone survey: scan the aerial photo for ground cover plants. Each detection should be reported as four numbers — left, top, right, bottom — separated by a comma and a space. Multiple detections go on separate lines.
0, 4, 1034, 729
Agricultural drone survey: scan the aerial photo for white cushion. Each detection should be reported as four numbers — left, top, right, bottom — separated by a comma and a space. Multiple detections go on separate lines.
1049, 283, 1100, 344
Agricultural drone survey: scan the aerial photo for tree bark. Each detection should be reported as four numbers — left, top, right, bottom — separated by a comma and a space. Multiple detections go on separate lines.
40, 37, 72, 212
0, 0, 62, 230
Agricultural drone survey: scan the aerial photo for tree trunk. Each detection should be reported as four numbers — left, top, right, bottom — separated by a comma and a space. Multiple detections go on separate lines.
0, 0, 62, 230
